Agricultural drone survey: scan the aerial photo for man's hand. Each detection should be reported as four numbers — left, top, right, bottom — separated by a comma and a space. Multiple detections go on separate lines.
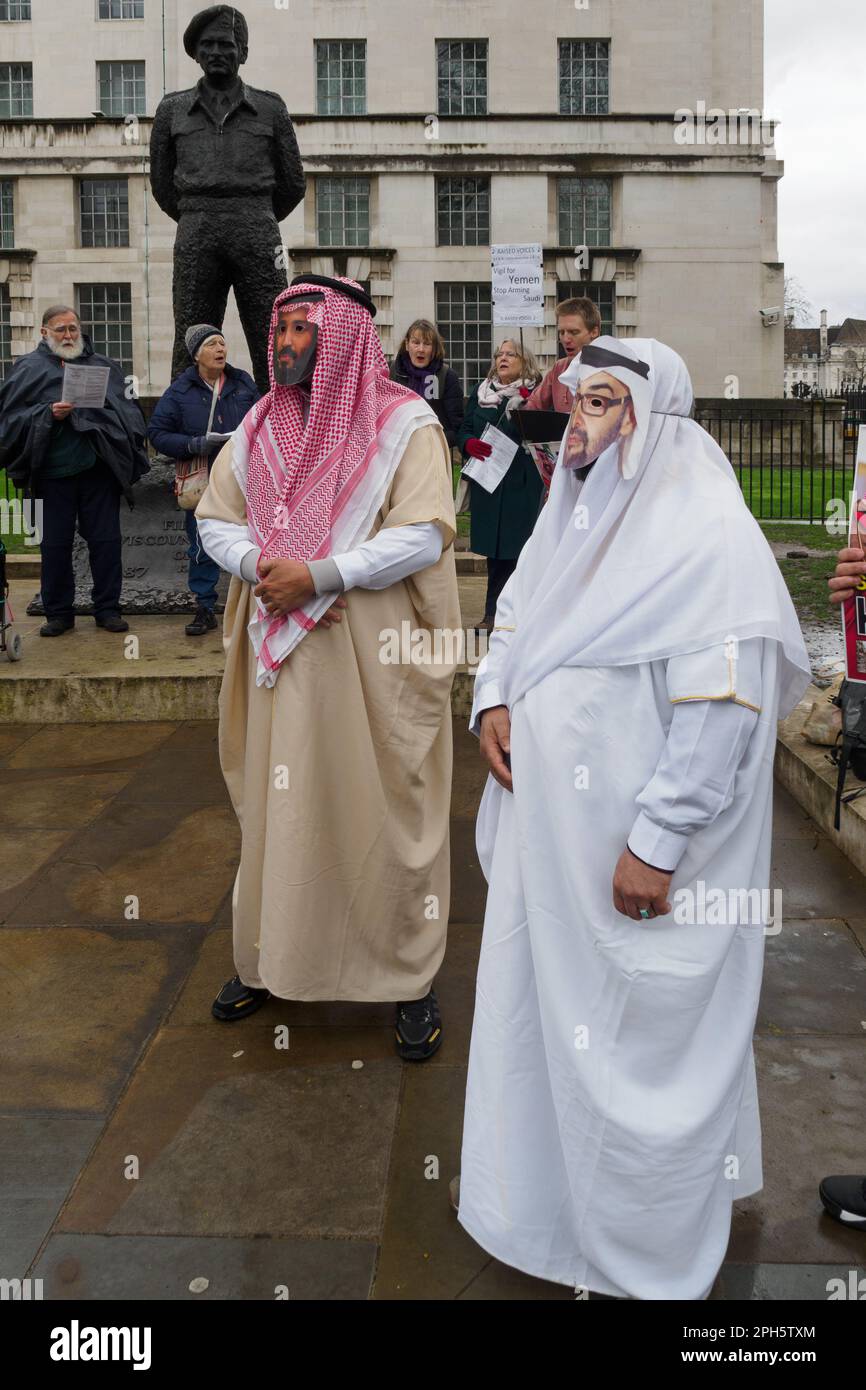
612, 848, 673, 921
51, 402, 74, 420
254, 557, 315, 616
828, 546, 866, 605
316, 596, 348, 629
479, 704, 513, 792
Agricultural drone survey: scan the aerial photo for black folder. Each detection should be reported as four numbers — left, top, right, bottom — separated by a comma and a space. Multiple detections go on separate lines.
515, 409, 571, 443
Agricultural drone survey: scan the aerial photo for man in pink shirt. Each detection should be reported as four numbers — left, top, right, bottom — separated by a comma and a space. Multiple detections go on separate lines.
522, 296, 602, 414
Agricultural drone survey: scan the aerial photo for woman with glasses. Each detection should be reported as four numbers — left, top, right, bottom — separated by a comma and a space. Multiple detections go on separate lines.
458, 339, 543, 634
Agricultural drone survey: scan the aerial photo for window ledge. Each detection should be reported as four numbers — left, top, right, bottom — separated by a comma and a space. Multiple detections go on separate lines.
544, 245, 641, 261
288, 246, 397, 260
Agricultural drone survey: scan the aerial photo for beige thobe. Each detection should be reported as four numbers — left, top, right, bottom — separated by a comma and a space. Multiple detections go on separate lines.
196, 422, 460, 1001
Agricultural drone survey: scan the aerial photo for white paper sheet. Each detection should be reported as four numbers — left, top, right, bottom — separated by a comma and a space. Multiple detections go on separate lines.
60, 364, 111, 408
461, 423, 519, 494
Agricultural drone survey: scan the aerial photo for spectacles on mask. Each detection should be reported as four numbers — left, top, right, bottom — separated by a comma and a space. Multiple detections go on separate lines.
573, 390, 632, 417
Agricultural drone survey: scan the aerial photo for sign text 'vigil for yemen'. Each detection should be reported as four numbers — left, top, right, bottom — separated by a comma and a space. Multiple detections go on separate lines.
491, 243, 544, 328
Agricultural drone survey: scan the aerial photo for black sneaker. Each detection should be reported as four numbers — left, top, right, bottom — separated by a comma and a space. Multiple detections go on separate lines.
395, 988, 442, 1061
186, 606, 218, 636
95, 613, 129, 633
212, 974, 270, 1022
819, 1175, 866, 1228
40, 617, 75, 637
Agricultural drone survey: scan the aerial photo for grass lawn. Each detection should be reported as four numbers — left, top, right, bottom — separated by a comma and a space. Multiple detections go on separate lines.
776, 555, 839, 626
760, 522, 840, 552
734, 465, 853, 523
759, 523, 841, 627
1, 532, 35, 556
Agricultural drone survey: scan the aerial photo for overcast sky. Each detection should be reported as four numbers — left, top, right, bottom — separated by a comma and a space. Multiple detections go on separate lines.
765, 0, 865, 326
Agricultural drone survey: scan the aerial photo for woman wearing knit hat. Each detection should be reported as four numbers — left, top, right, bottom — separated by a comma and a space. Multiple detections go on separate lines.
148, 326, 259, 634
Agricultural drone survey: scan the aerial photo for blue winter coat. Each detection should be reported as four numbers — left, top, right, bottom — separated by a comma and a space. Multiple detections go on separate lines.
148, 363, 259, 461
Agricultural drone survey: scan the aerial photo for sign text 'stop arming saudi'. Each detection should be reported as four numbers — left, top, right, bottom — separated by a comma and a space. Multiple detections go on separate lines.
491, 244, 544, 328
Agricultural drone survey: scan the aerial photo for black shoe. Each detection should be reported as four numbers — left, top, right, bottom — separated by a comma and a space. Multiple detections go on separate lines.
186, 605, 218, 636
95, 613, 129, 633
40, 618, 75, 637
395, 988, 442, 1061
819, 1175, 866, 1228
212, 974, 270, 1021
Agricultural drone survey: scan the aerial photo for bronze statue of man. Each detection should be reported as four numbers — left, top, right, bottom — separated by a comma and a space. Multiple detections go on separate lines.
149, 4, 305, 392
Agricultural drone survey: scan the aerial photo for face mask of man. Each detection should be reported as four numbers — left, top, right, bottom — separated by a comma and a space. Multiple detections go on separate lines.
562, 373, 636, 470
273, 303, 320, 388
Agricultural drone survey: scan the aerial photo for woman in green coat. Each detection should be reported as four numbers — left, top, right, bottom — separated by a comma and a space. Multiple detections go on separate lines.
458, 339, 543, 632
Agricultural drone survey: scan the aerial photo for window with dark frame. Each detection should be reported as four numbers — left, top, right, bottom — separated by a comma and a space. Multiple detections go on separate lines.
0, 283, 12, 381
98, 0, 144, 16
0, 63, 33, 116
436, 177, 490, 247
79, 178, 129, 248
315, 40, 366, 116
96, 60, 146, 116
437, 39, 488, 116
0, 2, 31, 20
556, 280, 615, 338
558, 39, 610, 115
435, 282, 492, 394
557, 177, 612, 247
316, 177, 370, 247
0, 181, 13, 249
76, 283, 133, 374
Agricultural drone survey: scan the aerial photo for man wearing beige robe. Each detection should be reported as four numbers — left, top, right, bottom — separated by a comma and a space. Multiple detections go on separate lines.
195, 275, 460, 1059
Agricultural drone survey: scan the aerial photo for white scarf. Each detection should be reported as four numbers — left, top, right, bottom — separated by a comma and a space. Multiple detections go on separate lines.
497, 336, 812, 718
476, 374, 535, 418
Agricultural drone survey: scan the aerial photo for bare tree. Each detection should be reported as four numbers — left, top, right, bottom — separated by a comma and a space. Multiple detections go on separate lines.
784, 275, 814, 327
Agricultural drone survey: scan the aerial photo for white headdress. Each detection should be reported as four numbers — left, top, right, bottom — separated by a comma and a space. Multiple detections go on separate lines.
498, 336, 811, 717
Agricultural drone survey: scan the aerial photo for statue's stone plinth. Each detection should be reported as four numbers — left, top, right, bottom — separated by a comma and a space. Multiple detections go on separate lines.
26, 458, 230, 616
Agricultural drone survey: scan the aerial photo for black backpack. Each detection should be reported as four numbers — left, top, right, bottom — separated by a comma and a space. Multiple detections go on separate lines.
830, 679, 866, 828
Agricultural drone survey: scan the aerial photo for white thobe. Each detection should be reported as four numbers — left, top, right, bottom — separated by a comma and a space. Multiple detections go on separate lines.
460, 563, 780, 1300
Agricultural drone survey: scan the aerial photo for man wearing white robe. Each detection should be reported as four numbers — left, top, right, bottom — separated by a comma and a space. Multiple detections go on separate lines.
458, 337, 812, 1299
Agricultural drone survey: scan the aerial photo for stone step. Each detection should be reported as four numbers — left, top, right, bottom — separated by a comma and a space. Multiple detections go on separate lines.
6, 553, 41, 581
0, 577, 484, 724
456, 552, 486, 574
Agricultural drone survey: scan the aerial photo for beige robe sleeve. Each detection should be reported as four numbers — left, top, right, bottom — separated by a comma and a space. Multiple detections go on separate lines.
378, 421, 457, 549
375, 421, 460, 635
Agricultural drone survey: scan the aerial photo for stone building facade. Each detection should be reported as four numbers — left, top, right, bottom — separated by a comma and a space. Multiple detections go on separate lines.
1, 0, 783, 397
784, 313, 866, 396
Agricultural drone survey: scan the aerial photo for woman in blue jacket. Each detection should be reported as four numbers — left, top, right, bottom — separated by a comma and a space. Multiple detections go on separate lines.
148, 324, 259, 635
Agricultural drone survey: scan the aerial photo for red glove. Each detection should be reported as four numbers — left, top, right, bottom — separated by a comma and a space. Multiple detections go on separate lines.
518, 386, 533, 399
465, 437, 493, 460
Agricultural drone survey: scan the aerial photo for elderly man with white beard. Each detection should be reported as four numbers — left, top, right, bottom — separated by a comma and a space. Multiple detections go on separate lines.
0, 305, 149, 635
456, 336, 812, 1300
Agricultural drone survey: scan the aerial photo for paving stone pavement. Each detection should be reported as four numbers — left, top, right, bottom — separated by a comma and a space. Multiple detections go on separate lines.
1, 719, 864, 1301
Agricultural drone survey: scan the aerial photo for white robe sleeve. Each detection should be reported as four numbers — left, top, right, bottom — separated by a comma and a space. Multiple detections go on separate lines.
198, 520, 443, 591
195, 515, 258, 580
469, 570, 518, 736
332, 521, 443, 592
627, 637, 764, 872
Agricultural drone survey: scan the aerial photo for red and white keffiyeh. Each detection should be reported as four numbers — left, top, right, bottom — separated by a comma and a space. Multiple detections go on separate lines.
231, 278, 436, 686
